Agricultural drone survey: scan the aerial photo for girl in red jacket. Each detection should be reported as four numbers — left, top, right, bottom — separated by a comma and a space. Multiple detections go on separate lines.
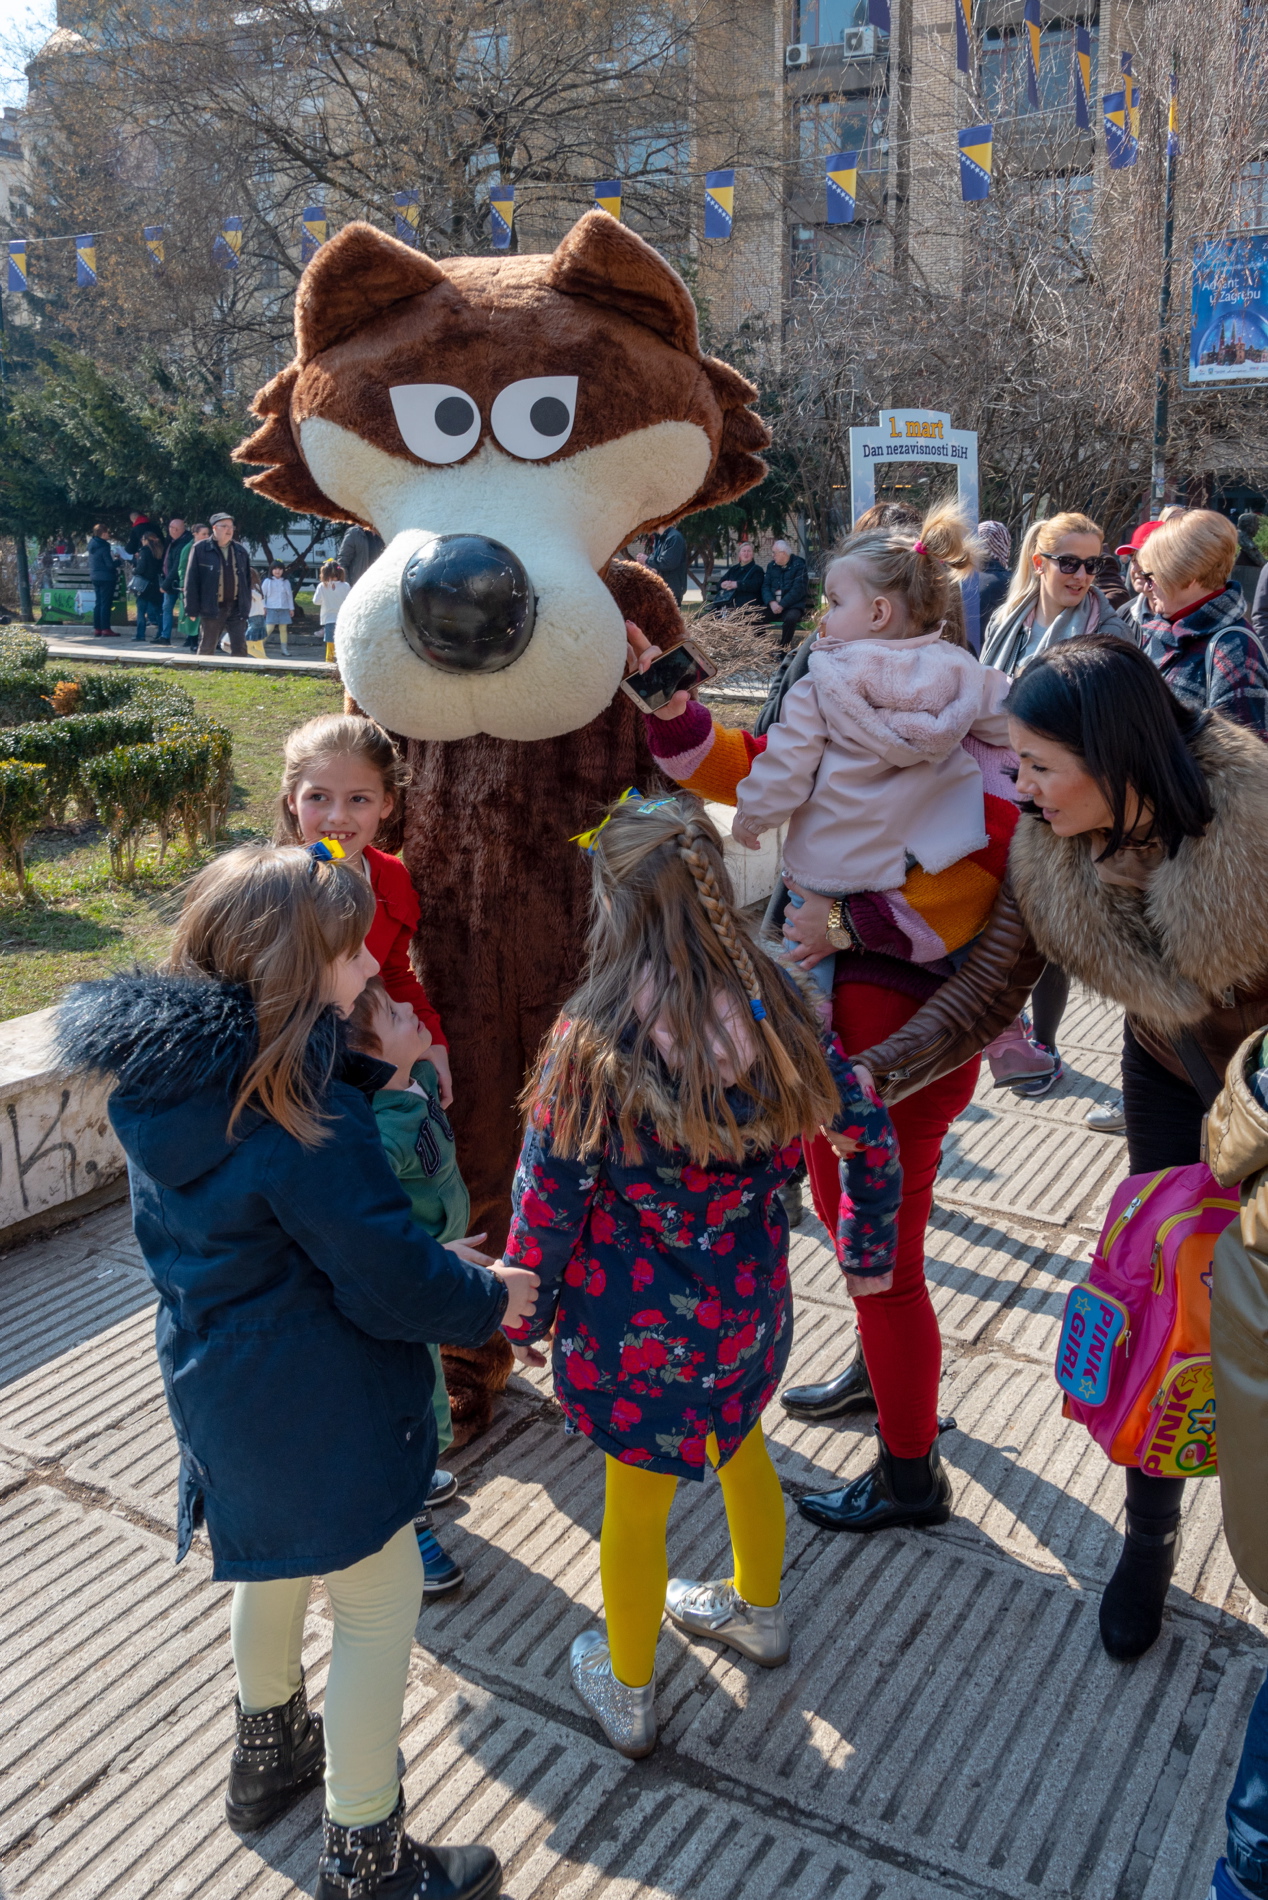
276, 714, 452, 1106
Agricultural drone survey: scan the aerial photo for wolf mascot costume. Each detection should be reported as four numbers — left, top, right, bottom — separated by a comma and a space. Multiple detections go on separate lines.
237, 210, 770, 1439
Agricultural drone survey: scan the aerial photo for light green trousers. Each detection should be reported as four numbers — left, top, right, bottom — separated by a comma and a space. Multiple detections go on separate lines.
230, 1521, 422, 1826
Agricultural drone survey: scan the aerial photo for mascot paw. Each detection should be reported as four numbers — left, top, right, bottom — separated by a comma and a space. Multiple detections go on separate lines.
440, 1332, 515, 1447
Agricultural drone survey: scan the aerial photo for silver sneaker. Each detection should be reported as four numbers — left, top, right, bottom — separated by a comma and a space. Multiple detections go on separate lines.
569, 1631, 657, 1759
1086, 1095, 1127, 1133
665, 1577, 790, 1667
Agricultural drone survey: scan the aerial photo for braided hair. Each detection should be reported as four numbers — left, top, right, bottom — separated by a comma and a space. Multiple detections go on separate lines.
525, 792, 837, 1164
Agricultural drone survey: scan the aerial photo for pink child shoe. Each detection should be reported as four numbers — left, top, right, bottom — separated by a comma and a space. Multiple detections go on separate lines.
985, 1016, 1056, 1089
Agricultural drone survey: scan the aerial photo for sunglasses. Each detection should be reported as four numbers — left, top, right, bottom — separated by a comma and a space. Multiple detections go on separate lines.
1038, 553, 1100, 576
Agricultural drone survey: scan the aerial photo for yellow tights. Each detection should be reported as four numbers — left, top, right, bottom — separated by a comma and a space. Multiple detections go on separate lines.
600, 1422, 786, 1688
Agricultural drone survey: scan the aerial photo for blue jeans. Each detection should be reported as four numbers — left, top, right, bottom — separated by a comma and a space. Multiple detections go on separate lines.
160, 593, 176, 641
134, 595, 162, 641
1228, 1670, 1268, 1896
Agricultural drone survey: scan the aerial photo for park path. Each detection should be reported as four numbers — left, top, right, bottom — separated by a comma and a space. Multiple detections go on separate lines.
1, 988, 1263, 1900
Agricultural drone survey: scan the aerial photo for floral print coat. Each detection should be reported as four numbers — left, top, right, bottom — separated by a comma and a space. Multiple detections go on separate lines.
503, 1038, 901, 1479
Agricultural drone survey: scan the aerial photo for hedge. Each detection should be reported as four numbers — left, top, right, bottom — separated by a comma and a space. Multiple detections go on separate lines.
0, 758, 49, 894
0, 629, 49, 672
0, 710, 158, 822
0, 668, 56, 728
83, 732, 221, 878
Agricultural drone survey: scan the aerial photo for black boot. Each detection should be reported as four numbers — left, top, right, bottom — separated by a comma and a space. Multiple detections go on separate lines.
781, 1346, 876, 1421
316, 1789, 502, 1900
1099, 1512, 1181, 1661
796, 1424, 953, 1533
225, 1678, 325, 1834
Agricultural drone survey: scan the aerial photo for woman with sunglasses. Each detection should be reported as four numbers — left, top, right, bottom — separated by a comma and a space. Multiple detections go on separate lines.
1133, 508, 1268, 740
981, 514, 1134, 1098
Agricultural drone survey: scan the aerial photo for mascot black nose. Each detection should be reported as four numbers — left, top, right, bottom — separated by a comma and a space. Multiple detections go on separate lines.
399, 533, 535, 673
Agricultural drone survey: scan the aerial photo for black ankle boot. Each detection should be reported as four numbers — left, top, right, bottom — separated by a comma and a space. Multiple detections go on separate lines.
1099, 1511, 1181, 1661
796, 1425, 953, 1533
225, 1677, 325, 1834
780, 1347, 876, 1421
316, 1789, 502, 1900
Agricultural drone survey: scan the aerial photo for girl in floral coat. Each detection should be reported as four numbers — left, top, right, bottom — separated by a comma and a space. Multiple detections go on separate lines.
502, 793, 900, 1759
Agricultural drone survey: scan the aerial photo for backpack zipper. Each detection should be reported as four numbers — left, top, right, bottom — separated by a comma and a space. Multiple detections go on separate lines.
1101, 1171, 1169, 1256
1149, 1198, 1239, 1293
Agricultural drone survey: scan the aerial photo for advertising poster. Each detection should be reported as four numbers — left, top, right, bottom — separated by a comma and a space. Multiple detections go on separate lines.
1189, 235, 1268, 384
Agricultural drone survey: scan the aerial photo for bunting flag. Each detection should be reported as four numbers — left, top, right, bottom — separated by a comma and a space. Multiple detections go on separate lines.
7, 238, 27, 292
75, 235, 97, 288
489, 184, 514, 250
1104, 90, 1137, 170
1167, 73, 1180, 159
826, 151, 858, 224
594, 178, 622, 220
393, 189, 421, 246
1121, 51, 1140, 142
704, 169, 734, 240
215, 216, 244, 270
1074, 27, 1092, 132
143, 224, 165, 268
1023, 0, 1041, 109
959, 123, 993, 201
301, 203, 328, 264
867, 0, 890, 27
954, 0, 972, 76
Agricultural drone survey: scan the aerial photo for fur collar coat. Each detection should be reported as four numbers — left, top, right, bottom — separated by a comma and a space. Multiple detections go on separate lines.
1009, 715, 1268, 1078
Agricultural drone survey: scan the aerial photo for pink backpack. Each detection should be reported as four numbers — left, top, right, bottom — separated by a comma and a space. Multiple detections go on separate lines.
1055, 1162, 1237, 1475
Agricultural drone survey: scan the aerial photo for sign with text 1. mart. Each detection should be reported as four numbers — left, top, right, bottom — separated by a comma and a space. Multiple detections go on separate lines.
1189, 235, 1268, 385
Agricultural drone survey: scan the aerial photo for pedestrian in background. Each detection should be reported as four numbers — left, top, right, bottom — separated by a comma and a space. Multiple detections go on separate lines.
708, 537, 765, 615
131, 530, 165, 644
87, 523, 118, 638
1137, 509, 1268, 738
337, 524, 385, 588
646, 524, 689, 605
761, 540, 809, 650
159, 517, 190, 646
313, 559, 350, 662
262, 564, 294, 651
974, 520, 1012, 628
184, 512, 251, 657
177, 524, 209, 650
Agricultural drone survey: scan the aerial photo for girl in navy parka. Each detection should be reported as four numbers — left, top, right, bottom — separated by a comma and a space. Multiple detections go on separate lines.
56, 846, 535, 1900
502, 793, 901, 1761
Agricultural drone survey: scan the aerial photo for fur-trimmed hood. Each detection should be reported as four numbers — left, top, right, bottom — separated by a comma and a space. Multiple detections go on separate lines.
54, 971, 376, 1189
1009, 716, 1268, 1033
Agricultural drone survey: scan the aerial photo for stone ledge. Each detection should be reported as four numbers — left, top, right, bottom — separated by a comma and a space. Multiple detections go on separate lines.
0, 1008, 126, 1244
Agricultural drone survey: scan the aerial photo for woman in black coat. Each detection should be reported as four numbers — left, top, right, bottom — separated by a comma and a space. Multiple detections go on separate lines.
86, 524, 118, 636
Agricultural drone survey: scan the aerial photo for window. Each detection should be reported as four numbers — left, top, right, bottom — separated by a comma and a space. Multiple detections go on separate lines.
466, 144, 499, 204
618, 124, 690, 177
462, 29, 510, 73
791, 220, 872, 290
1233, 158, 1268, 232
796, 0, 870, 46
981, 19, 1097, 120
799, 95, 887, 170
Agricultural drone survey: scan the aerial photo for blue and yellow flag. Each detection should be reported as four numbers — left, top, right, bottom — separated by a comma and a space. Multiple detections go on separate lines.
704, 169, 734, 241
594, 179, 622, 220
954, 0, 972, 75
489, 184, 514, 250
7, 238, 26, 292
1074, 27, 1092, 131
215, 216, 244, 270
1167, 73, 1180, 159
1023, 0, 1041, 109
959, 124, 992, 201
394, 190, 421, 246
1104, 90, 1137, 170
76, 235, 97, 288
143, 225, 165, 268
301, 203, 327, 265
1121, 51, 1140, 143
826, 152, 858, 225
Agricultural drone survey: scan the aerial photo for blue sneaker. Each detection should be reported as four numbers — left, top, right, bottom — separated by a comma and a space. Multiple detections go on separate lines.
1014, 1041, 1064, 1098
414, 1510, 464, 1597
428, 1467, 458, 1506
1211, 1858, 1257, 1899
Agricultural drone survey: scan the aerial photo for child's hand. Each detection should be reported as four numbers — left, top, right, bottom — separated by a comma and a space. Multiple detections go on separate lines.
625, 620, 693, 721
492, 1261, 539, 1330
430, 1044, 453, 1108
511, 1342, 548, 1368
448, 1231, 492, 1266
819, 1122, 860, 1160
852, 1061, 877, 1101
845, 1270, 894, 1297
731, 813, 763, 851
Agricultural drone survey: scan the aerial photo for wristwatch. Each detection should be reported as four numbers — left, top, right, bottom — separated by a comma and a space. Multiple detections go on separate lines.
825, 899, 856, 952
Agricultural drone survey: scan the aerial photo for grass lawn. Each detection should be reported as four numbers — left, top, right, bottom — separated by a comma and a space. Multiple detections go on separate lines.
0, 666, 344, 1020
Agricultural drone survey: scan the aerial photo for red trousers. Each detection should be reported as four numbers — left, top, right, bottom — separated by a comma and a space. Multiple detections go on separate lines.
804, 983, 979, 1458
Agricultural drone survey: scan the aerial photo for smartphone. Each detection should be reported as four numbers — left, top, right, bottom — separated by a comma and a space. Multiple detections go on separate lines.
618, 638, 718, 713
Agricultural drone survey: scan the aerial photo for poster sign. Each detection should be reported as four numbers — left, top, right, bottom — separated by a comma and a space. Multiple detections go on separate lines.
1189, 235, 1268, 385
848, 408, 981, 645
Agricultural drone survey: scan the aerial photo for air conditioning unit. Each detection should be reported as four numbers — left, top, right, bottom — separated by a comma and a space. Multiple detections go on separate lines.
785, 42, 811, 66
843, 25, 880, 55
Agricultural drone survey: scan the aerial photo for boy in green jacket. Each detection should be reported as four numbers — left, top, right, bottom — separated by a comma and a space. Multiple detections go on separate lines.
347, 977, 491, 1596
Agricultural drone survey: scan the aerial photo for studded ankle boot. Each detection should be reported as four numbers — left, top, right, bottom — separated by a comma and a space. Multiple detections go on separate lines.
224, 1677, 325, 1835
314, 1788, 502, 1900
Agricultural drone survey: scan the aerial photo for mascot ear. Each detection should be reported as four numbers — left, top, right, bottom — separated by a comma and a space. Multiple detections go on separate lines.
295, 221, 446, 361
545, 210, 700, 357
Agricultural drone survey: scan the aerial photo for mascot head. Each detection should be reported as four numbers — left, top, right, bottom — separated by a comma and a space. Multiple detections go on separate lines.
235, 211, 769, 742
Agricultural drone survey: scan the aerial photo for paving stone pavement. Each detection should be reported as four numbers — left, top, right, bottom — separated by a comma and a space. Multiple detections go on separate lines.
0, 991, 1262, 1900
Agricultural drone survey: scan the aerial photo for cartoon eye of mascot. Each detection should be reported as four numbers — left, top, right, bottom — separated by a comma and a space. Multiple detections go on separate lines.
237, 209, 770, 1441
